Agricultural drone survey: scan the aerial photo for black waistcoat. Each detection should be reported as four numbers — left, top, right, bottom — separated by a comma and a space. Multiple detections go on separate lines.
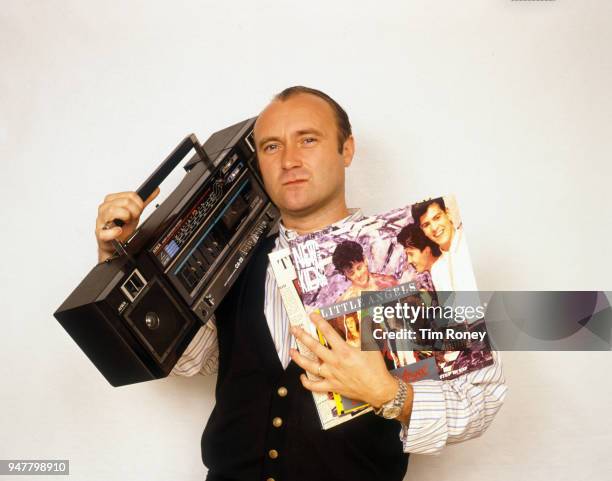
202, 234, 409, 481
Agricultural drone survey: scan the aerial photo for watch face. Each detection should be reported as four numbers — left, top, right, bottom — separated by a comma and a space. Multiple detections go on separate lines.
383, 406, 402, 419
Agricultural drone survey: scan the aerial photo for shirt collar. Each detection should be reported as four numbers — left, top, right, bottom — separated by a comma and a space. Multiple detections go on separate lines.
278, 208, 363, 247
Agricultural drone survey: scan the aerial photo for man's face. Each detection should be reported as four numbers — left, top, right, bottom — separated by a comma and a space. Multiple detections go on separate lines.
404, 246, 432, 273
343, 260, 369, 287
418, 203, 454, 250
253, 93, 353, 216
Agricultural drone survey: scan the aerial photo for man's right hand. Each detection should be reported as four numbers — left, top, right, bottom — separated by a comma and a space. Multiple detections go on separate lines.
95, 188, 160, 263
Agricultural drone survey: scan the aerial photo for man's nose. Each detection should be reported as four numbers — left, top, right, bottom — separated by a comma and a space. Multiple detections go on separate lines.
280, 143, 303, 169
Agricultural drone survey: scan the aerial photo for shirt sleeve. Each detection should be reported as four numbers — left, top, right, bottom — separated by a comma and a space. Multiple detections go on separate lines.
399, 350, 508, 455
169, 315, 219, 377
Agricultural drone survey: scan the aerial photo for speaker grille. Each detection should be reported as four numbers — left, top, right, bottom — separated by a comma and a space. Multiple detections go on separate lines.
124, 278, 192, 363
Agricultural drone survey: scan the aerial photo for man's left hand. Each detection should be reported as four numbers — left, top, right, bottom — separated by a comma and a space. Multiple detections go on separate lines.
290, 311, 399, 409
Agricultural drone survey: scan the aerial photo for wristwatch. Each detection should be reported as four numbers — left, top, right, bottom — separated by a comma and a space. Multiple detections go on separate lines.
373, 378, 408, 420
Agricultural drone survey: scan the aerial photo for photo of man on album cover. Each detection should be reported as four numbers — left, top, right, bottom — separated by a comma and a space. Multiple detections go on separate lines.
410, 196, 478, 292
332, 239, 398, 302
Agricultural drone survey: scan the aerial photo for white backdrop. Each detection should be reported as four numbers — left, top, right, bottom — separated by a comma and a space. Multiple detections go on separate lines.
1, 1, 611, 480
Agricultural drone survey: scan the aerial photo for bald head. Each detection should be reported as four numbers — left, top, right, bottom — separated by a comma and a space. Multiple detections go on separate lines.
258, 86, 352, 153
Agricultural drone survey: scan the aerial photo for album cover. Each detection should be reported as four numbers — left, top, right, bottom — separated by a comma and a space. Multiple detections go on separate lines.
269, 195, 493, 428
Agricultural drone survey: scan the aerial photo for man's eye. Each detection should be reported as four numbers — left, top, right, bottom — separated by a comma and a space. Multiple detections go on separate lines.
303, 137, 317, 145
263, 143, 279, 153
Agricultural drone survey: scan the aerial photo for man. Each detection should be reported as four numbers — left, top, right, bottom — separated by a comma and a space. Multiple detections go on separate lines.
411, 197, 478, 292
332, 239, 397, 301
95, 86, 507, 481
396, 222, 440, 290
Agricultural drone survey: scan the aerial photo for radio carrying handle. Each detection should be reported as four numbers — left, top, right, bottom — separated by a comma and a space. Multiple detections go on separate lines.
108, 134, 214, 260
136, 133, 213, 203
113, 134, 212, 227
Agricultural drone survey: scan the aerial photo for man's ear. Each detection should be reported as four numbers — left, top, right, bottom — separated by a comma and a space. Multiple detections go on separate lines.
342, 135, 355, 167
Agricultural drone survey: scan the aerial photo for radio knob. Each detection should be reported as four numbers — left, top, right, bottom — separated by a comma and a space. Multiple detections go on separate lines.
145, 312, 160, 330
204, 294, 215, 307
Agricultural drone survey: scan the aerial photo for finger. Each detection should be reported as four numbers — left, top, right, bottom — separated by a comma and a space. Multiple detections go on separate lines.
309, 311, 348, 352
299, 374, 334, 394
97, 226, 122, 241
102, 206, 133, 225
291, 326, 336, 365
115, 196, 144, 220
103, 192, 145, 210
99, 196, 143, 220
143, 187, 160, 208
290, 348, 325, 378
96, 214, 117, 232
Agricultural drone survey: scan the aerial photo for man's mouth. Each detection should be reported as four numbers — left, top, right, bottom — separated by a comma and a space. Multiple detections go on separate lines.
282, 179, 308, 186
433, 227, 445, 239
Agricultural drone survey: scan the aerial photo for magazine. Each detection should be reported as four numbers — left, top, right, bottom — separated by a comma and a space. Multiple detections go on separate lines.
268, 194, 493, 429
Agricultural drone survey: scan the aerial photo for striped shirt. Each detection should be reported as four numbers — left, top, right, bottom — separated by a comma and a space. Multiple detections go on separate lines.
171, 209, 508, 455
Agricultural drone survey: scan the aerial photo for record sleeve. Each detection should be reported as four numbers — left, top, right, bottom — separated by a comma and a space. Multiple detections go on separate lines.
268, 194, 493, 429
